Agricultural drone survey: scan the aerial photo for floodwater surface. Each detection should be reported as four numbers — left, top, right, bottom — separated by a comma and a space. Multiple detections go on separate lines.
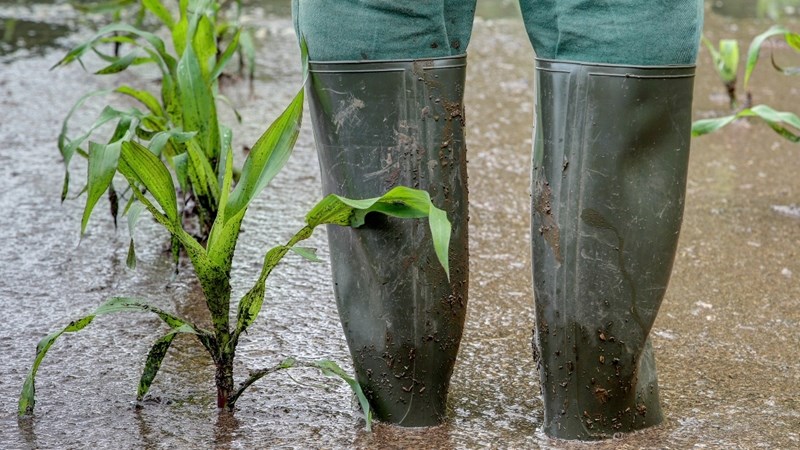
1, 1, 798, 449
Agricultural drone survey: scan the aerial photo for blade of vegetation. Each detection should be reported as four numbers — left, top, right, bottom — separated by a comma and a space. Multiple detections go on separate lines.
305, 186, 452, 279
177, 28, 220, 161
745, 25, 800, 90
142, 0, 174, 29
137, 323, 198, 400
312, 360, 373, 432
95, 50, 142, 75
692, 104, 800, 142
115, 85, 164, 117
118, 140, 179, 225
125, 201, 146, 269
211, 29, 241, 82
19, 297, 204, 416
289, 247, 322, 262
224, 40, 308, 220
82, 141, 122, 235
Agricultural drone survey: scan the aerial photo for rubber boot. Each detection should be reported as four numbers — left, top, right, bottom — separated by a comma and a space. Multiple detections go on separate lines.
307, 55, 469, 427
530, 59, 695, 440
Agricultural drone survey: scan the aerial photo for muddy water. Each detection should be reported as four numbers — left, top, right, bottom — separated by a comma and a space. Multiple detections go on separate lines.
1, 1, 799, 449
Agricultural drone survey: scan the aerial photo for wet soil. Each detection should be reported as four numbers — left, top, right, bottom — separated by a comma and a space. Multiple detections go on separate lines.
1, 1, 799, 449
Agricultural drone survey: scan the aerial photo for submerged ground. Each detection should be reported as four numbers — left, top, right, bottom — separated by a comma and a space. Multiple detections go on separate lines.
1, 1, 798, 448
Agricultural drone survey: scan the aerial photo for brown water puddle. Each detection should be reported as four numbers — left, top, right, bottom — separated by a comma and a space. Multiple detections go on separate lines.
1, 1, 799, 449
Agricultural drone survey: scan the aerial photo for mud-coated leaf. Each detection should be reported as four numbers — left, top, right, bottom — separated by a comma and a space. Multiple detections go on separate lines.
125, 201, 146, 269
137, 331, 177, 400
136, 324, 196, 400
82, 141, 122, 235
95, 50, 141, 75
18, 297, 204, 416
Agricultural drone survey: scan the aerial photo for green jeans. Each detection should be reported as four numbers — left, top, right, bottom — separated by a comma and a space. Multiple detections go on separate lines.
292, 0, 703, 64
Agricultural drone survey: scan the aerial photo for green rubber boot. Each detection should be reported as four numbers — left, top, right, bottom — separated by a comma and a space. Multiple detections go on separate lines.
531, 59, 696, 440
307, 55, 469, 427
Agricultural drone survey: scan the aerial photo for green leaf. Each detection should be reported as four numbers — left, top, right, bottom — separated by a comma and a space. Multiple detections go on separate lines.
692, 115, 738, 137
224, 40, 308, 221
233, 226, 314, 341
125, 201, 146, 269
225, 89, 303, 219
19, 297, 204, 416
53, 23, 176, 74
137, 325, 200, 401
193, 14, 217, 80
312, 360, 373, 432
177, 30, 220, 160
238, 28, 256, 79
115, 85, 164, 118
142, 0, 175, 29
745, 25, 790, 90
692, 105, 800, 142
94, 50, 142, 75
718, 39, 739, 84
118, 140, 179, 225
305, 186, 452, 280
149, 129, 196, 158
210, 29, 241, 82
289, 247, 322, 262
81, 141, 122, 236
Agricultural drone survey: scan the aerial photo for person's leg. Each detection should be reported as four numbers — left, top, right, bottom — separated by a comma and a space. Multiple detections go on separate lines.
521, 0, 702, 64
291, 1, 476, 426
292, 0, 475, 60
520, 0, 703, 440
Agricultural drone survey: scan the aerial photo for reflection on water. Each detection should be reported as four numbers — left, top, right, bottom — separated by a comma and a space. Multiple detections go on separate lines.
0, 0, 798, 449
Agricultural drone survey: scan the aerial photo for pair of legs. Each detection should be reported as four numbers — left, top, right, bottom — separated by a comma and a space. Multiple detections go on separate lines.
293, 0, 703, 440
293, 0, 701, 64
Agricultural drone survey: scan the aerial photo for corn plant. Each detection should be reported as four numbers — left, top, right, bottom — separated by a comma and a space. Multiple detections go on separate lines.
59, 0, 253, 240
702, 36, 740, 108
693, 25, 800, 141
19, 41, 452, 433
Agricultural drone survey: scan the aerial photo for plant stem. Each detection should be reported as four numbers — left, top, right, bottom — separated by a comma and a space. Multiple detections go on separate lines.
215, 350, 235, 410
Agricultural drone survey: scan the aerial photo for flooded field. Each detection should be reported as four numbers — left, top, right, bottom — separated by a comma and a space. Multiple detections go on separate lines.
1, 1, 798, 448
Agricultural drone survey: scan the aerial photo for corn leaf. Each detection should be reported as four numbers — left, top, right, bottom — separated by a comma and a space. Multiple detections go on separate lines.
115, 85, 164, 117
118, 140, 178, 225
210, 29, 241, 82
224, 39, 308, 220
311, 359, 373, 431
692, 104, 800, 142
19, 297, 204, 416
82, 141, 122, 236
142, 0, 174, 29
305, 186, 452, 279
177, 29, 220, 160
744, 25, 800, 89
